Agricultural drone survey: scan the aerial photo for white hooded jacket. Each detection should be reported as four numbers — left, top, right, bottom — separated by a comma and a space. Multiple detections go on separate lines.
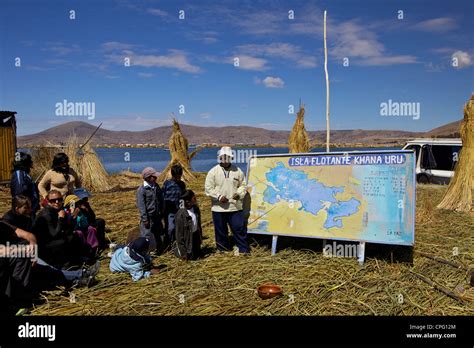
205, 164, 247, 212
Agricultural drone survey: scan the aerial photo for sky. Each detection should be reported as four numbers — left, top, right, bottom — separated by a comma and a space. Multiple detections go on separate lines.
0, 0, 473, 136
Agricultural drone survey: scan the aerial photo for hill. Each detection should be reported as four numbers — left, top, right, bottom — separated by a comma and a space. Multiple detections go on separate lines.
17, 119, 461, 147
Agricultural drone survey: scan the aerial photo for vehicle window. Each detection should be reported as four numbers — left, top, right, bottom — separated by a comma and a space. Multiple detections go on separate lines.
430, 145, 459, 171
405, 145, 421, 164
452, 146, 461, 165
421, 145, 435, 169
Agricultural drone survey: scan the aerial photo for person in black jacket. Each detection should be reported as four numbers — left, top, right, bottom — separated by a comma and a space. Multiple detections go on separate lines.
0, 219, 99, 315
10, 152, 40, 218
32, 190, 81, 268
173, 190, 203, 261
136, 167, 165, 253
2, 195, 34, 232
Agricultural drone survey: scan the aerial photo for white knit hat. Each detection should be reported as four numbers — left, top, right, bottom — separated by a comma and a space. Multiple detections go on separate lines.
217, 146, 234, 158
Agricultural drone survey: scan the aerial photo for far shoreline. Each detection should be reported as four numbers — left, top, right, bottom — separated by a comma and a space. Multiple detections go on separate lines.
19, 142, 404, 149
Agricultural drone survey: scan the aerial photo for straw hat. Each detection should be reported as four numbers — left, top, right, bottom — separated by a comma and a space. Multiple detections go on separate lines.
64, 194, 80, 207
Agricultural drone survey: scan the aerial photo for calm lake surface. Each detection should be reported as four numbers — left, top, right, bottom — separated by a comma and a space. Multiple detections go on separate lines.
91, 146, 400, 174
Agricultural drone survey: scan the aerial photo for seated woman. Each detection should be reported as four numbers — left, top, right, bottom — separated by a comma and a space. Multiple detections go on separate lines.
38, 152, 82, 200
32, 190, 81, 269
2, 195, 34, 232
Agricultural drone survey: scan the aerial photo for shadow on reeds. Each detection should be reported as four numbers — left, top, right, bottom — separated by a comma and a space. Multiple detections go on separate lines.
105, 185, 138, 193
249, 234, 414, 264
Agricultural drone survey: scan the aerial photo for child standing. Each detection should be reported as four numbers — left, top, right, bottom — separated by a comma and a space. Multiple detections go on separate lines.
136, 167, 165, 253
173, 190, 202, 261
109, 237, 158, 281
162, 164, 186, 242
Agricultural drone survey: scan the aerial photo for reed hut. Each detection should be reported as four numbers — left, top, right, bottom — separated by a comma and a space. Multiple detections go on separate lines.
0, 111, 17, 184
159, 118, 199, 183
288, 103, 310, 153
437, 94, 474, 212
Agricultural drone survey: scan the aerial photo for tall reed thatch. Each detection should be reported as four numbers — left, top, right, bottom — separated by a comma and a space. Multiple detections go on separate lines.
437, 94, 474, 212
32, 136, 110, 192
159, 118, 199, 183
288, 103, 310, 153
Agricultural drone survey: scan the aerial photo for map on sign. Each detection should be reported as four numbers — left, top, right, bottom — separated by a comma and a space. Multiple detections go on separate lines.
246, 151, 415, 246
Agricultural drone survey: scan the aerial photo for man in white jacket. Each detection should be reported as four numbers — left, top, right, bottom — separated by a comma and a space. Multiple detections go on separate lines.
205, 146, 250, 254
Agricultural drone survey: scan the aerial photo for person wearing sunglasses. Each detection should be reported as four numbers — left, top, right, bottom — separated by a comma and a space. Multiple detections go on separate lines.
32, 190, 81, 269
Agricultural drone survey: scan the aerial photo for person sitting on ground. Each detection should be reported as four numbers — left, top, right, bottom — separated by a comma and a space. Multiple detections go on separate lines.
64, 194, 99, 261
173, 190, 203, 261
10, 152, 40, 218
0, 219, 99, 315
109, 237, 159, 281
136, 167, 165, 253
74, 188, 108, 251
2, 195, 34, 232
38, 152, 82, 200
32, 190, 81, 269
162, 164, 186, 242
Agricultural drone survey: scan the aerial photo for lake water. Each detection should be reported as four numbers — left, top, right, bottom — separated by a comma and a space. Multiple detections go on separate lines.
91, 146, 400, 174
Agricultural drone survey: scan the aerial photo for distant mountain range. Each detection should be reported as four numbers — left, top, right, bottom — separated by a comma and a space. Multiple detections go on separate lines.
17, 120, 462, 147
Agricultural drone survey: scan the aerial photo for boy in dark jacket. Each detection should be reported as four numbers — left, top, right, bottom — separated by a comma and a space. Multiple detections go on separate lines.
173, 190, 202, 261
136, 167, 165, 253
162, 164, 186, 241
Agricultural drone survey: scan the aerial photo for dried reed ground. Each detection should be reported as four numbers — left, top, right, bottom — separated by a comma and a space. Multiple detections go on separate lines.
0, 173, 472, 315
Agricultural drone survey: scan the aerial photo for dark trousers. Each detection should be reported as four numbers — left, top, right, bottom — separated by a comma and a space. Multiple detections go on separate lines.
212, 210, 249, 253
92, 218, 107, 250
140, 216, 167, 254
0, 257, 68, 314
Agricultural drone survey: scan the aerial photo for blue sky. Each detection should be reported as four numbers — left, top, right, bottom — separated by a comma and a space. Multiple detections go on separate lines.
1, 0, 473, 135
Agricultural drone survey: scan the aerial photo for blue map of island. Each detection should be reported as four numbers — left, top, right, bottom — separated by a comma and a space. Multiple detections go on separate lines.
263, 162, 361, 229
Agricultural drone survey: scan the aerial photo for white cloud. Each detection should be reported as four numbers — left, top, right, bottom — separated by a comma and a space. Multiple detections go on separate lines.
146, 8, 168, 17
101, 116, 168, 131
233, 55, 268, 71
255, 76, 285, 88
236, 43, 317, 68
138, 72, 155, 78
101, 41, 135, 51
410, 17, 457, 33
43, 43, 80, 56
452, 50, 473, 69
199, 112, 211, 119
201, 37, 218, 44
330, 20, 417, 66
108, 49, 201, 73
358, 55, 418, 66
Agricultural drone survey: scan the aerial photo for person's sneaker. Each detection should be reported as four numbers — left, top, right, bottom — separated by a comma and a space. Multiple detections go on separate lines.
83, 261, 100, 278
74, 275, 95, 288
15, 308, 29, 316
